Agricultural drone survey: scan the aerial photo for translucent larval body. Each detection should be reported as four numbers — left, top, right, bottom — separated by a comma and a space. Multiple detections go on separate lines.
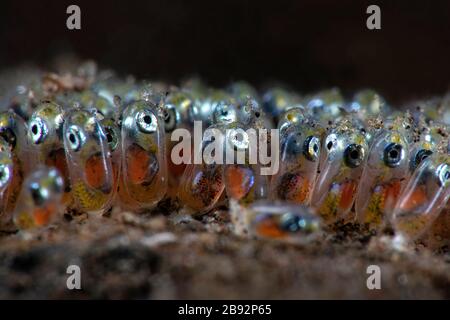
355, 120, 411, 229
99, 117, 121, 204
270, 122, 321, 206
164, 91, 195, 190
392, 153, 450, 242
246, 200, 321, 242
188, 88, 233, 128
0, 138, 14, 222
13, 166, 64, 229
0, 110, 30, 220
223, 122, 269, 206
63, 109, 115, 213
118, 100, 167, 211
312, 119, 369, 223
27, 101, 71, 205
178, 123, 227, 215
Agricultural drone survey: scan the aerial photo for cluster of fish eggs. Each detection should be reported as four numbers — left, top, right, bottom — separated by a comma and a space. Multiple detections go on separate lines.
0, 63, 449, 247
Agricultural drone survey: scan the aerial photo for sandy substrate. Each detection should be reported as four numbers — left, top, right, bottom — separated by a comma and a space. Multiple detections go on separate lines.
0, 202, 449, 299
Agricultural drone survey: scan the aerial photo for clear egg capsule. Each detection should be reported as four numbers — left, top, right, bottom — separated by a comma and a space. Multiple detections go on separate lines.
212, 101, 239, 125
348, 89, 388, 121
246, 200, 322, 243
227, 81, 260, 107
355, 122, 410, 229
238, 98, 274, 130
277, 107, 307, 136
13, 166, 64, 229
262, 87, 299, 118
178, 124, 227, 214
304, 88, 344, 125
0, 110, 30, 216
165, 90, 194, 128
0, 138, 14, 222
0, 110, 29, 162
63, 108, 115, 213
163, 96, 191, 189
392, 153, 450, 242
27, 101, 71, 201
99, 117, 121, 201
312, 120, 369, 223
118, 99, 167, 211
270, 123, 321, 206
408, 123, 448, 175
78, 90, 119, 120
188, 89, 233, 127
223, 123, 269, 206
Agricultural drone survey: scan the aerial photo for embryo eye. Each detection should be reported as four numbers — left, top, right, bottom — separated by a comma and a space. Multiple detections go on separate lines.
66, 125, 86, 152
136, 110, 157, 133
384, 143, 404, 168
344, 144, 365, 168
303, 136, 320, 162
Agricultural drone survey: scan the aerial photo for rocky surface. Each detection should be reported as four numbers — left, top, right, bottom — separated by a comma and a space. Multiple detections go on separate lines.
0, 203, 449, 299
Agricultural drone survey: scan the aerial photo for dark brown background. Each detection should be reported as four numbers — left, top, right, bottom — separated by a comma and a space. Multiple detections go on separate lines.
0, 0, 449, 104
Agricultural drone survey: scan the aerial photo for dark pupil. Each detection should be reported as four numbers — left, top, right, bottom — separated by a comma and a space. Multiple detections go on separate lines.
313, 143, 318, 153
221, 109, 228, 116
143, 115, 152, 124
384, 143, 403, 167
445, 171, 450, 180
0, 128, 17, 148
106, 132, 113, 143
389, 149, 398, 159
31, 187, 44, 205
281, 215, 301, 232
31, 124, 38, 135
235, 133, 243, 142
0, 170, 4, 180
350, 149, 359, 159
254, 111, 260, 118
69, 133, 76, 144
327, 141, 333, 150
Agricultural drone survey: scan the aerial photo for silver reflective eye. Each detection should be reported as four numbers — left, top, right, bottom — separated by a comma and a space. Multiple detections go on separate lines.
383, 143, 405, 168
66, 125, 86, 152
325, 133, 338, 152
436, 163, 450, 187
136, 110, 157, 133
213, 102, 237, 124
411, 149, 433, 170
29, 117, 48, 144
344, 144, 365, 168
163, 105, 179, 132
228, 128, 249, 150
303, 136, 320, 162
0, 163, 11, 189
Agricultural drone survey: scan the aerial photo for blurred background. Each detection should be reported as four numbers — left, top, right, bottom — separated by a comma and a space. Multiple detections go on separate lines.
0, 0, 449, 104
